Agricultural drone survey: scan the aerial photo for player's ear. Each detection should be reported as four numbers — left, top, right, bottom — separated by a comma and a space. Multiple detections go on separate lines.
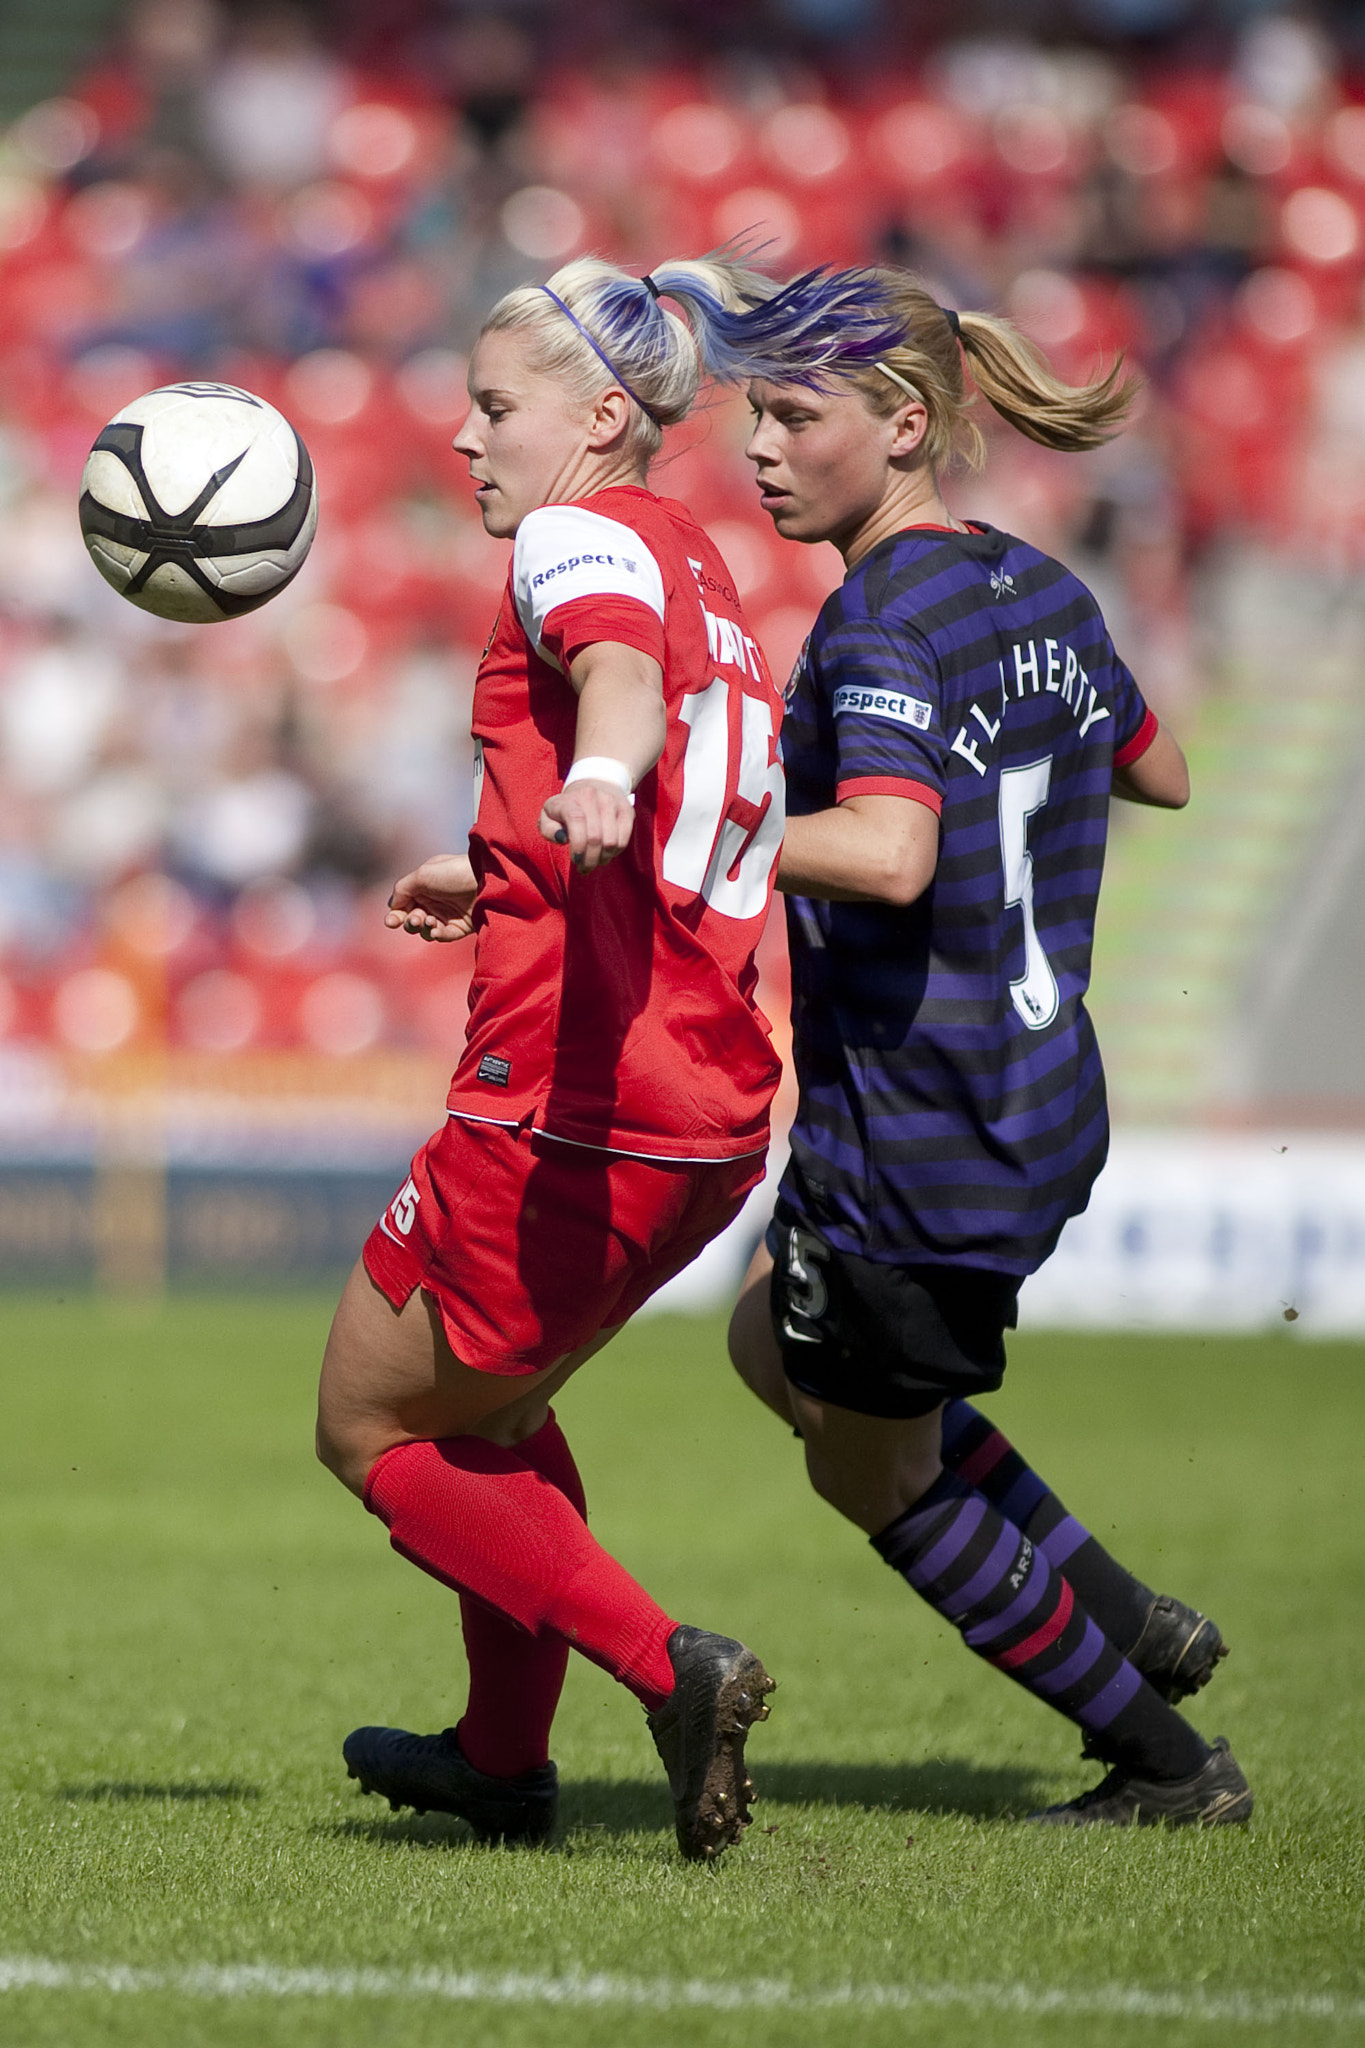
587, 386, 633, 450
888, 401, 930, 461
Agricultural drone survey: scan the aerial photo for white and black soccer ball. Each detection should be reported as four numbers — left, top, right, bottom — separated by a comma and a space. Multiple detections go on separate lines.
79, 382, 317, 623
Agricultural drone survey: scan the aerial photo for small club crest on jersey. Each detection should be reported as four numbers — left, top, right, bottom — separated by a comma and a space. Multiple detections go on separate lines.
990, 568, 1017, 600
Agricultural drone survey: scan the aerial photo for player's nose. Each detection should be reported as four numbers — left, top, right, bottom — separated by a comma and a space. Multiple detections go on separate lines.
451, 403, 481, 455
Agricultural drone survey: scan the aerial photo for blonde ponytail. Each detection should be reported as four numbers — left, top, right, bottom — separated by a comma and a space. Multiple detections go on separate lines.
956, 309, 1136, 453
847, 271, 1139, 469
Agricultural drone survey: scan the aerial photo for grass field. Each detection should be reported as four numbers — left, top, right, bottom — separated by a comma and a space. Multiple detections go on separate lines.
0, 1295, 1361, 2048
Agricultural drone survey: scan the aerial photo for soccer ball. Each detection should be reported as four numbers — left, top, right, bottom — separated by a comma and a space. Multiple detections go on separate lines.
79, 382, 318, 624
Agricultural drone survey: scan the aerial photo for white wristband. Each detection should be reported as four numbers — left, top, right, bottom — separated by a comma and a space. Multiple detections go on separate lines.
564, 756, 635, 804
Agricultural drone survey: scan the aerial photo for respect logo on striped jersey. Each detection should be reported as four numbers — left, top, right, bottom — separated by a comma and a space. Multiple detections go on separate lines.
832, 684, 932, 730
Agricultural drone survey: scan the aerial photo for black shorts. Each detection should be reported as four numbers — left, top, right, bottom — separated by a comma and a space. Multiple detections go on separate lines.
767, 1210, 1020, 1420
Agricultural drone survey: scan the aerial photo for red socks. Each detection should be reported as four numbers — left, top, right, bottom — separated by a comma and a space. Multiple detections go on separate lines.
364, 1417, 677, 1734
455, 1413, 582, 1779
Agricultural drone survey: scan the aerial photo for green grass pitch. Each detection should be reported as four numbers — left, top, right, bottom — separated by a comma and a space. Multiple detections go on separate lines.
0, 1294, 1361, 2048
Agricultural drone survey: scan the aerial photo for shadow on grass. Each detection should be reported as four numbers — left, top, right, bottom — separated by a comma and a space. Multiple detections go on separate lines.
326, 1813, 529, 1852
321, 1756, 1042, 1853
57, 1781, 261, 1803
757, 1758, 1044, 1820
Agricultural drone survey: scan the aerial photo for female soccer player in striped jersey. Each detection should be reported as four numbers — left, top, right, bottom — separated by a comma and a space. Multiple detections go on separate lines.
730, 272, 1252, 1827
314, 255, 897, 1860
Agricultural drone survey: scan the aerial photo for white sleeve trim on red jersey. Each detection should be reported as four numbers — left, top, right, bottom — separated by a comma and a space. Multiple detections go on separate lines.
512, 505, 666, 670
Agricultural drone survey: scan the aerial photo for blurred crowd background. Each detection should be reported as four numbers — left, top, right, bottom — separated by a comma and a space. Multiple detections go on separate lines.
3, 0, 1365, 1168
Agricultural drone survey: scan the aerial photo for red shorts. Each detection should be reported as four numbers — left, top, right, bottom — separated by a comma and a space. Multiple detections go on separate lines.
363, 1114, 766, 1378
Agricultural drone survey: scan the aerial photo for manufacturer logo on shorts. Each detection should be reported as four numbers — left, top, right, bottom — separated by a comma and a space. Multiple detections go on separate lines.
477, 1054, 511, 1087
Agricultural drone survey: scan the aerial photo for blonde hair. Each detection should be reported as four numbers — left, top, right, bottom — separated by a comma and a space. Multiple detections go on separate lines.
482, 255, 773, 464
481, 255, 908, 465
847, 270, 1138, 469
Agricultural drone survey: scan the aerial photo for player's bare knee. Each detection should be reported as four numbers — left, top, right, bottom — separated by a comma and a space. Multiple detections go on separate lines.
896, 1412, 946, 1507
727, 1288, 766, 1386
729, 1246, 795, 1420
899, 1448, 945, 1509
313, 1416, 347, 1482
802, 1447, 847, 1512
472, 1395, 552, 1448
314, 1413, 370, 1497
800, 1434, 868, 1517
725, 1295, 748, 1376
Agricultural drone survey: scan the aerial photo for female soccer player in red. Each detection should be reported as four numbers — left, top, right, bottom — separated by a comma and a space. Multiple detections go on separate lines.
315, 255, 895, 1860
729, 271, 1252, 1827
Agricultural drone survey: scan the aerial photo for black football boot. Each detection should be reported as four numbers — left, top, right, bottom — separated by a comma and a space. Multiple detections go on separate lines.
1129, 1595, 1229, 1704
645, 1625, 775, 1862
1028, 1736, 1252, 1828
343, 1725, 557, 1845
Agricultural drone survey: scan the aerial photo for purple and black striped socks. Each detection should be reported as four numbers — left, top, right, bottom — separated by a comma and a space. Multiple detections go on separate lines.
872, 1469, 1210, 1781
940, 1399, 1155, 1655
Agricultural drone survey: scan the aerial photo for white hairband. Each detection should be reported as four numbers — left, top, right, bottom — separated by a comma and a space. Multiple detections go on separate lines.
874, 360, 925, 405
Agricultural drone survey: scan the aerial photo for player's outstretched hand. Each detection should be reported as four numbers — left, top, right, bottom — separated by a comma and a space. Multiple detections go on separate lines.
385, 854, 478, 942
539, 780, 635, 872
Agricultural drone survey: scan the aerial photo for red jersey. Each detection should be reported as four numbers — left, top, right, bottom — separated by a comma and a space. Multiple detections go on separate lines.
447, 485, 785, 1162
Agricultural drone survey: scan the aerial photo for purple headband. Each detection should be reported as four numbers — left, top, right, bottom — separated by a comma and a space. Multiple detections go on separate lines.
538, 285, 663, 424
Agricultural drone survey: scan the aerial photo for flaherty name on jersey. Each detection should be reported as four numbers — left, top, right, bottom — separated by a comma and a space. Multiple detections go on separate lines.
950, 636, 1112, 778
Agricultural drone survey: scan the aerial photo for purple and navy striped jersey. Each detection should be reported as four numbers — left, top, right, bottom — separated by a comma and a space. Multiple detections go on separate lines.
779, 521, 1156, 1277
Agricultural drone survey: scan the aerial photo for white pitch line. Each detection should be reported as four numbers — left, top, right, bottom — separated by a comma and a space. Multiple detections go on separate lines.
0, 1957, 1362, 2026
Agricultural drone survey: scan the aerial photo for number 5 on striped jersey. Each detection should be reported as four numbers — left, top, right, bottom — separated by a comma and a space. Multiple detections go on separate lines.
661, 676, 784, 919
999, 756, 1060, 1030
